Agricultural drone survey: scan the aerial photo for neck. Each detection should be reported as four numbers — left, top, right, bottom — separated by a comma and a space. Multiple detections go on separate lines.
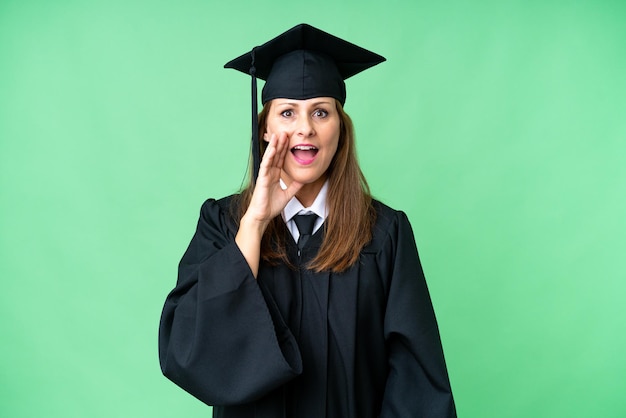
292, 176, 326, 208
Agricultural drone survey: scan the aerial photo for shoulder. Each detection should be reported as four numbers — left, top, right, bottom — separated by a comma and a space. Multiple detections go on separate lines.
199, 194, 240, 213
372, 198, 412, 232
202, 194, 238, 212
372, 199, 402, 224
196, 194, 241, 237
366, 199, 414, 253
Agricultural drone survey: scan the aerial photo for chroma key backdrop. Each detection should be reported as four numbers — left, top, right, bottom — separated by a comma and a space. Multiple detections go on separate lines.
1, 0, 625, 417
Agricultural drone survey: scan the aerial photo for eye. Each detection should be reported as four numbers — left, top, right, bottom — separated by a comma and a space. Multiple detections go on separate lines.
280, 109, 294, 118
313, 108, 329, 118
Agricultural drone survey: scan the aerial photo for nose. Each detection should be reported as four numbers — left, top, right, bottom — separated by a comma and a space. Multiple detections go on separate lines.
296, 115, 315, 137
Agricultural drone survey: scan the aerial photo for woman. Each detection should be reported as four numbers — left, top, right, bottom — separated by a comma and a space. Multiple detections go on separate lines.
159, 24, 456, 418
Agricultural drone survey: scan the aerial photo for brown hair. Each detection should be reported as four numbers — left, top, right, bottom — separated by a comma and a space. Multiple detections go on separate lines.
232, 100, 375, 273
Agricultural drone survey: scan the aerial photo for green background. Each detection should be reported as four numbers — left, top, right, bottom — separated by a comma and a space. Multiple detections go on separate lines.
1, 0, 625, 416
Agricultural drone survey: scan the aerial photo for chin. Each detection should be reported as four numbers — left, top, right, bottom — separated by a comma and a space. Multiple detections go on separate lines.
283, 168, 327, 186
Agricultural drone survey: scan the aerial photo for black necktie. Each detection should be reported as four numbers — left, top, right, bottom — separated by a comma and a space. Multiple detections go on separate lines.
293, 214, 318, 250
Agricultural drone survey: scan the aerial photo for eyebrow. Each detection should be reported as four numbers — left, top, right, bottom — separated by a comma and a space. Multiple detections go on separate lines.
311, 101, 333, 106
274, 100, 333, 107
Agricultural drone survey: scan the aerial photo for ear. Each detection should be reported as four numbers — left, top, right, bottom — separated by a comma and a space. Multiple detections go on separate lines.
263, 132, 270, 142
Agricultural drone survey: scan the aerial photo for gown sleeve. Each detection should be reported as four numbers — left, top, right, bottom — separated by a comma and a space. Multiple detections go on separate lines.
378, 211, 456, 417
158, 198, 302, 406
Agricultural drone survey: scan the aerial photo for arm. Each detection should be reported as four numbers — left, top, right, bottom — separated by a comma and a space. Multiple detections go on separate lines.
158, 199, 302, 406
379, 212, 456, 417
235, 132, 302, 277
159, 132, 304, 405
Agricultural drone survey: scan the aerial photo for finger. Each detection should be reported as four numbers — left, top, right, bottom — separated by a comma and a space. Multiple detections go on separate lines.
274, 132, 290, 169
258, 134, 277, 177
261, 133, 278, 163
269, 133, 285, 168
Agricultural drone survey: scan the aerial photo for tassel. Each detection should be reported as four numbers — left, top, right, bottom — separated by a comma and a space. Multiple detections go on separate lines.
250, 47, 260, 182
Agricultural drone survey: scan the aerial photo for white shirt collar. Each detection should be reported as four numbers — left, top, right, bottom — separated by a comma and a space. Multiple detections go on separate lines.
281, 180, 328, 239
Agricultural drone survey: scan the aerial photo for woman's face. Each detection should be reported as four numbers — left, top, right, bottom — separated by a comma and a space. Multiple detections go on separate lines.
264, 97, 340, 191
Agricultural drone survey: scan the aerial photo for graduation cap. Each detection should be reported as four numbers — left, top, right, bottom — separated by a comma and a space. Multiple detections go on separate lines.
224, 23, 386, 180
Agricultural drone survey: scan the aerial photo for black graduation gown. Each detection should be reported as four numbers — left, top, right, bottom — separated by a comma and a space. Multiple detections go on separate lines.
159, 196, 456, 418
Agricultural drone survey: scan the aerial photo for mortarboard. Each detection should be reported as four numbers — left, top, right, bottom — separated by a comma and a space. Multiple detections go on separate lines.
224, 23, 386, 181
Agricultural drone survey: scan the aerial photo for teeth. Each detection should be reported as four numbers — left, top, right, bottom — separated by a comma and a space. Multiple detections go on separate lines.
293, 145, 317, 150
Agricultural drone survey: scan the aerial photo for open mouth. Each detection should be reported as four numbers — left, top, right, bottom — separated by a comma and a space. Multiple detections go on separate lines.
291, 145, 318, 163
